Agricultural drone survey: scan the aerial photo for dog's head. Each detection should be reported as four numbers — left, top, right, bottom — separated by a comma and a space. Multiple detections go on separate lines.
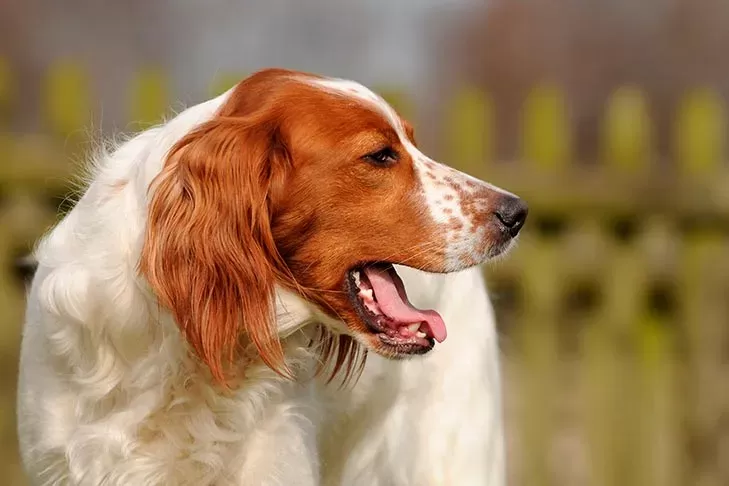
140, 69, 527, 383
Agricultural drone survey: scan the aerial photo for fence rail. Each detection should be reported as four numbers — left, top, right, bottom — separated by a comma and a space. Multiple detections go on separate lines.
1, 62, 728, 486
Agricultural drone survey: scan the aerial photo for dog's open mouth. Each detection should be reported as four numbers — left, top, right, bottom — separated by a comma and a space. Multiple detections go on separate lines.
346, 263, 446, 356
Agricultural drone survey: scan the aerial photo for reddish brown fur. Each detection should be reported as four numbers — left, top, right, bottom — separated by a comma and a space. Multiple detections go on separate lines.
139, 114, 294, 384
139, 69, 444, 386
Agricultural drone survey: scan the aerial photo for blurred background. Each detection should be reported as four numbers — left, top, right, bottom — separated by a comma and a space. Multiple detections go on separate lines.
2, 0, 729, 484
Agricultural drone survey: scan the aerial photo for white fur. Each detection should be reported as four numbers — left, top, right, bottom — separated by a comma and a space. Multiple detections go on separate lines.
17, 80, 505, 485
312, 77, 516, 270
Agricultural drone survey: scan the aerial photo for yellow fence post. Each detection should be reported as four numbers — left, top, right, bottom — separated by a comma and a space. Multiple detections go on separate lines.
521, 84, 571, 170
512, 84, 572, 486
601, 86, 653, 172
44, 61, 92, 141
444, 87, 493, 179
676, 88, 726, 176
678, 232, 728, 486
0, 57, 13, 179
129, 69, 169, 129
676, 87, 728, 486
513, 237, 561, 486
588, 86, 670, 486
0, 57, 12, 127
636, 286, 682, 486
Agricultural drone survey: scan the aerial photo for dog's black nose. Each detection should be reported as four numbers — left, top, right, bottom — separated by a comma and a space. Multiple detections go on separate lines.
494, 196, 528, 237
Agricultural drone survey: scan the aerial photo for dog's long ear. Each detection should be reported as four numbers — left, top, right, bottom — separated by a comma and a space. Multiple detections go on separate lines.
139, 116, 290, 385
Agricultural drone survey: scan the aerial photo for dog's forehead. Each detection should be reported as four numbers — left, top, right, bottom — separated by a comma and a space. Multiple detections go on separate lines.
308, 77, 405, 134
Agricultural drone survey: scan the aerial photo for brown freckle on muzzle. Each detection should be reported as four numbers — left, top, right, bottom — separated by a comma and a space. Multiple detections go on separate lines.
459, 254, 474, 267
448, 181, 463, 193
457, 196, 494, 235
447, 217, 463, 231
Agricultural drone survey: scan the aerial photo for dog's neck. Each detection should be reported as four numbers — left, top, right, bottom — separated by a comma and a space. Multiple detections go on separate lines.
273, 287, 322, 340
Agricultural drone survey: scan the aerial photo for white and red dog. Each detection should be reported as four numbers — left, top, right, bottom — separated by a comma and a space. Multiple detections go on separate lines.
17, 69, 526, 485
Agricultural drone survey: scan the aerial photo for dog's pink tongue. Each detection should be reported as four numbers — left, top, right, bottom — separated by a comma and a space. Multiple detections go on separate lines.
363, 266, 447, 343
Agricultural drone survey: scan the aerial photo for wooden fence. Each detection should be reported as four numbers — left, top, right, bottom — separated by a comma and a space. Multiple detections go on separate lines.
1, 62, 728, 486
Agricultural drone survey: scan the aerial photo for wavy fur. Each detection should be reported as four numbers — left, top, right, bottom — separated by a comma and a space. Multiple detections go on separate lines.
17, 71, 509, 486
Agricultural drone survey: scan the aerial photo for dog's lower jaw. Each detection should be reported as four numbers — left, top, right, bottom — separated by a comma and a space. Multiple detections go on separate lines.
318, 266, 506, 486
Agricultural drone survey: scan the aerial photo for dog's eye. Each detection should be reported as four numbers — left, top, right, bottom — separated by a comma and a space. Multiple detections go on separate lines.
364, 147, 398, 166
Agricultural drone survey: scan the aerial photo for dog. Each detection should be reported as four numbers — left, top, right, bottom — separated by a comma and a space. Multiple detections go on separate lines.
17, 68, 526, 485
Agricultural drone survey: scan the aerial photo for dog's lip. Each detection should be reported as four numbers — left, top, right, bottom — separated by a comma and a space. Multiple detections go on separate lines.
345, 264, 435, 355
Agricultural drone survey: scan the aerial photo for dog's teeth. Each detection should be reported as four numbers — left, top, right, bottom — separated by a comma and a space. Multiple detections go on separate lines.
353, 271, 361, 286
407, 323, 420, 333
416, 331, 427, 339
360, 289, 373, 300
